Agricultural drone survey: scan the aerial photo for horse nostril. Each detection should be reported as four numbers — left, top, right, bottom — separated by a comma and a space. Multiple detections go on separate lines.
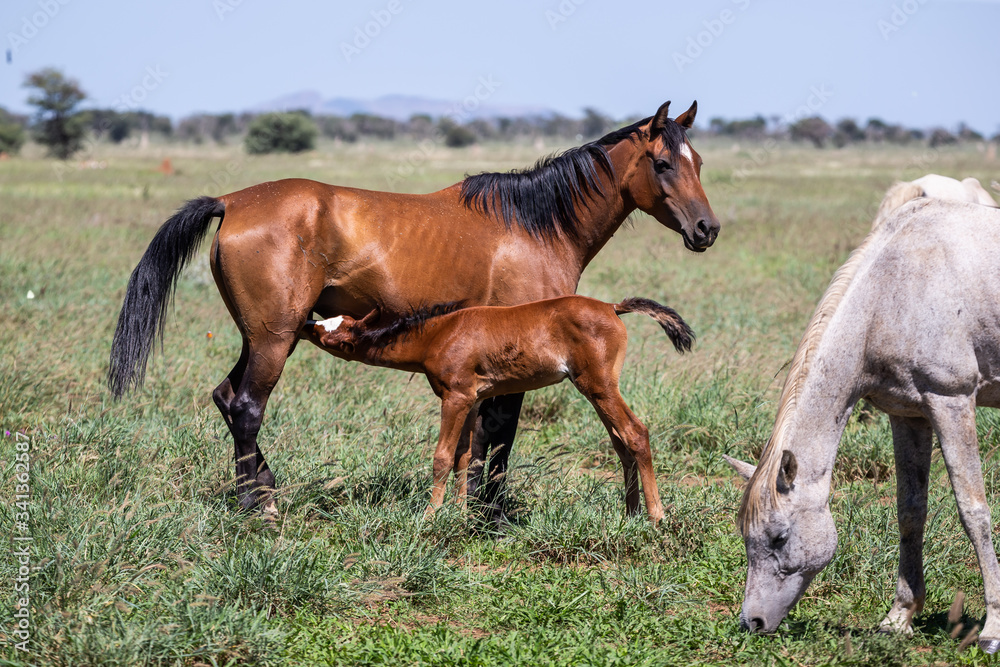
741, 616, 765, 633
695, 219, 709, 239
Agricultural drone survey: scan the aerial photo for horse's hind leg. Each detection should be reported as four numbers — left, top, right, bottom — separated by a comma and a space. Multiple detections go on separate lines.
213, 338, 249, 430
574, 373, 662, 523
929, 395, 1000, 652
879, 414, 933, 636
608, 433, 641, 516
212, 338, 279, 509
210, 229, 317, 512
229, 334, 298, 511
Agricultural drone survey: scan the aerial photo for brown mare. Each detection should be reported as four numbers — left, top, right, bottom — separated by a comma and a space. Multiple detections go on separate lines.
303, 295, 694, 522
108, 100, 719, 513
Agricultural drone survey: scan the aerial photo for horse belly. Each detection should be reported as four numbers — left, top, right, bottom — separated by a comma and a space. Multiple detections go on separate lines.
479, 371, 569, 401
474, 340, 570, 400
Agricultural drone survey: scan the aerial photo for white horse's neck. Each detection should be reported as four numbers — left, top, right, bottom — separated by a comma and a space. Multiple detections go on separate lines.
780, 322, 865, 502
756, 258, 875, 515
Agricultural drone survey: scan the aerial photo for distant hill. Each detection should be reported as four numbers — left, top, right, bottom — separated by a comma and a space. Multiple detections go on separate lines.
252, 91, 557, 120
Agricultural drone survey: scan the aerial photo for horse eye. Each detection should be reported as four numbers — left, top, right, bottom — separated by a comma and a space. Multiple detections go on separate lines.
771, 532, 789, 549
653, 159, 671, 174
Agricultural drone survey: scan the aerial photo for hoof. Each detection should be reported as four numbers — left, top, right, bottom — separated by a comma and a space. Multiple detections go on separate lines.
238, 486, 275, 513
978, 638, 1000, 654
877, 618, 914, 637
482, 503, 509, 528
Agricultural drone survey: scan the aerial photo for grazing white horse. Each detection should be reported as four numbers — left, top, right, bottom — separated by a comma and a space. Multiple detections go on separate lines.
873, 174, 997, 229
725, 195, 1000, 653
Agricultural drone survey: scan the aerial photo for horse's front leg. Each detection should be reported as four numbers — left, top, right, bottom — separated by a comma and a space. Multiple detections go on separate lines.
467, 393, 525, 516
452, 403, 481, 508
929, 395, 1000, 652
879, 414, 933, 636
426, 393, 476, 517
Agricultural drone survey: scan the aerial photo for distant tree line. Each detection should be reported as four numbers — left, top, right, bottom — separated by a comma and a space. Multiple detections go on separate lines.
2, 68, 996, 159
0, 70, 628, 158
707, 114, 994, 149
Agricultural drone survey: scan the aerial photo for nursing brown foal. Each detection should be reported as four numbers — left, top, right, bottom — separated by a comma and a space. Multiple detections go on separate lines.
302, 296, 694, 522
109, 100, 719, 514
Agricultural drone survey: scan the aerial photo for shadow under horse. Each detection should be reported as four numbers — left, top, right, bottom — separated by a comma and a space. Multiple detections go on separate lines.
108, 100, 720, 517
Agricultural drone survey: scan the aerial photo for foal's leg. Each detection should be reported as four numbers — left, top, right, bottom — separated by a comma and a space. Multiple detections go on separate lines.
452, 404, 480, 507
575, 376, 662, 523
609, 432, 641, 516
929, 395, 1000, 652
426, 393, 476, 516
879, 415, 933, 636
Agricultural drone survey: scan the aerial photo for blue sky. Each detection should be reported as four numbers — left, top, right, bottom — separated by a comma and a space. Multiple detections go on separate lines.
2, 0, 998, 132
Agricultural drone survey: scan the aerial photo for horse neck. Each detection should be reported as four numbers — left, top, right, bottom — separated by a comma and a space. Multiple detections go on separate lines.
569, 141, 640, 269
353, 325, 432, 374
769, 303, 867, 505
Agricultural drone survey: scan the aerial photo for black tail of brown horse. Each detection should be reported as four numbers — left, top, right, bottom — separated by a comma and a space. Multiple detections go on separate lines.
614, 297, 695, 353
108, 196, 225, 398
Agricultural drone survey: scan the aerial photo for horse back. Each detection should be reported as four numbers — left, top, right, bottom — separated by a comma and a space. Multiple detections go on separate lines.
214, 178, 581, 319
860, 200, 1000, 407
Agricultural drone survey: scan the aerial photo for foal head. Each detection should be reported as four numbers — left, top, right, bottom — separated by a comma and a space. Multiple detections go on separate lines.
618, 101, 720, 252
311, 311, 377, 357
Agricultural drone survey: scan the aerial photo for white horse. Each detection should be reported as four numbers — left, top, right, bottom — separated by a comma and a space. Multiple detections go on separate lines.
725, 195, 1000, 653
872, 174, 997, 230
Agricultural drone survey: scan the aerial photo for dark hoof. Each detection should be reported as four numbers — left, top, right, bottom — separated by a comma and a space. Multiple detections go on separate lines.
486, 504, 509, 528
978, 638, 1000, 654
471, 501, 508, 528
238, 486, 275, 513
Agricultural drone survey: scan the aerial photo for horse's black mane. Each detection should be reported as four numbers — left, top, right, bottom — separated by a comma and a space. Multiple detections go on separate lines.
459, 115, 686, 239
356, 302, 466, 353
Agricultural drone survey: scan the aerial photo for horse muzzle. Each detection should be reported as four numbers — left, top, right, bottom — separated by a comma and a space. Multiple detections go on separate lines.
683, 218, 719, 252
739, 611, 779, 634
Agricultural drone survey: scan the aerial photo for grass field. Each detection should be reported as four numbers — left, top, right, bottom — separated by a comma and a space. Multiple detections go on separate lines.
2, 135, 1000, 665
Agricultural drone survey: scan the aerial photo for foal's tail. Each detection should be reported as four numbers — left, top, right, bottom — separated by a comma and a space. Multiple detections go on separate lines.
108, 197, 226, 398
613, 297, 694, 353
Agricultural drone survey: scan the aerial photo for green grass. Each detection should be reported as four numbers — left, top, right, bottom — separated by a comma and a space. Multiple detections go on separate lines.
2, 136, 1000, 665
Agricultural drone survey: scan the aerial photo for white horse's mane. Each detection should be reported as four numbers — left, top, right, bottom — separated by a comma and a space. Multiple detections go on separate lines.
737, 229, 881, 531
871, 175, 998, 231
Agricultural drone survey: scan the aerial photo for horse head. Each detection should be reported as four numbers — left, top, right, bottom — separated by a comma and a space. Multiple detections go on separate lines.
724, 451, 838, 633
311, 310, 379, 356
623, 101, 720, 252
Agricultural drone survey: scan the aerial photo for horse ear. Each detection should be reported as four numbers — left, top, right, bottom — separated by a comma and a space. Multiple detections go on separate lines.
650, 100, 672, 134
722, 454, 756, 482
359, 309, 379, 326
776, 450, 798, 493
674, 101, 698, 130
